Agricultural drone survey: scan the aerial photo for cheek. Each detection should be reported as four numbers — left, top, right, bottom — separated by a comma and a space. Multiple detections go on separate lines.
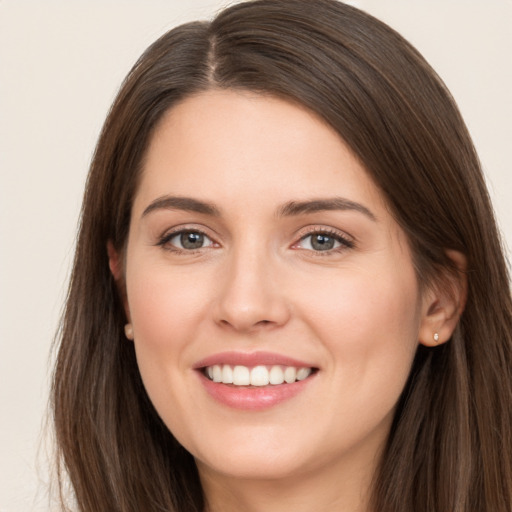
124, 263, 214, 436
303, 263, 420, 336
124, 261, 212, 407
299, 264, 421, 395
126, 262, 210, 353
306, 273, 421, 452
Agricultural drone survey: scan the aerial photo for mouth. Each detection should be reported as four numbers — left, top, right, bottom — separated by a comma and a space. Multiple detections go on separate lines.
194, 352, 319, 410
202, 364, 316, 387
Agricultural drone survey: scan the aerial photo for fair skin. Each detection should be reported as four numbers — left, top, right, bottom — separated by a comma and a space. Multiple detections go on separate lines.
109, 90, 462, 512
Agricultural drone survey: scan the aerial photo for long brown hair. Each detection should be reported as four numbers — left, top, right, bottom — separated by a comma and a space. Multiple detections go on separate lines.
52, 1, 512, 510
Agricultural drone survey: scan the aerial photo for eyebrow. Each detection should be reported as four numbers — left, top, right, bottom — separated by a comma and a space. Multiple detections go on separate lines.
277, 198, 377, 221
141, 195, 376, 221
142, 195, 221, 218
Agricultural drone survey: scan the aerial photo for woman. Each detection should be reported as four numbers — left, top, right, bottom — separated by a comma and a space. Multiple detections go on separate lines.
52, 0, 512, 510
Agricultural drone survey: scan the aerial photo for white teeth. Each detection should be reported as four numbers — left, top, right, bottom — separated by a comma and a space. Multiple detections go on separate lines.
221, 364, 233, 384
250, 366, 269, 386
284, 366, 296, 383
205, 364, 313, 386
233, 365, 250, 385
212, 365, 222, 383
296, 367, 312, 381
269, 365, 285, 385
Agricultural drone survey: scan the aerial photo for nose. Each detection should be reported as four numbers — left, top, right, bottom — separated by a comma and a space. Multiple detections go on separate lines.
213, 245, 291, 333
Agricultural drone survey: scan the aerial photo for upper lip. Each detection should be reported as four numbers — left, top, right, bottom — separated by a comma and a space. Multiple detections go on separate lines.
193, 351, 317, 369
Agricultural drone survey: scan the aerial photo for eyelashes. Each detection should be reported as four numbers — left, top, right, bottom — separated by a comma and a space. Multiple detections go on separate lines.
156, 229, 217, 253
292, 229, 354, 253
156, 226, 355, 256
158, 230, 216, 251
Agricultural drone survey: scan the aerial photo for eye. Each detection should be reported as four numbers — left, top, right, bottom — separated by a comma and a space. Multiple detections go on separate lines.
159, 230, 215, 251
295, 231, 353, 252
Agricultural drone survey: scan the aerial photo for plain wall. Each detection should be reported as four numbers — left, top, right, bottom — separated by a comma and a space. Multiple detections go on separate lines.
0, 1, 510, 510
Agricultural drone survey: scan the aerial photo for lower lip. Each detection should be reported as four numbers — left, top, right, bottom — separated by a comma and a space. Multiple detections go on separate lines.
198, 371, 316, 411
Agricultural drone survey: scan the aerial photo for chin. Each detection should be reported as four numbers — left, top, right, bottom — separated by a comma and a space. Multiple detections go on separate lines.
195, 448, 312, 482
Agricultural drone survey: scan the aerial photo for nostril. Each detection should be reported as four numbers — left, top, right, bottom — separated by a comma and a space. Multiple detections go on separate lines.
219, 318, 273, 329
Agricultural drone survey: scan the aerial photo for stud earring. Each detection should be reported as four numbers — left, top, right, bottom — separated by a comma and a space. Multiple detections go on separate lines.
433, 332, 439, 343
124, 323, 134, 340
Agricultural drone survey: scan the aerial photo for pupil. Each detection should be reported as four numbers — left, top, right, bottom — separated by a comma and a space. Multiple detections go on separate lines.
311, 234, 334, 251
181, 232, 204, 249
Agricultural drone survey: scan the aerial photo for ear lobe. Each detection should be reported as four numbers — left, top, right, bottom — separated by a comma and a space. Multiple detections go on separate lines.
418, 250, 467, 347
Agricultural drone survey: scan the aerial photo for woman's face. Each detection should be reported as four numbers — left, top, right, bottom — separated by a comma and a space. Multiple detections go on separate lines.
122, 90, 431, 483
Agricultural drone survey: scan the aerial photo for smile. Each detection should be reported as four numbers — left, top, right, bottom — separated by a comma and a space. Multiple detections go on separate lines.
195, 353, 319, 410
204, 364, 313, 386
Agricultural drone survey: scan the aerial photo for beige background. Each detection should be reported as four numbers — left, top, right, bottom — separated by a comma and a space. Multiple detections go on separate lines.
1, 1, 510, 510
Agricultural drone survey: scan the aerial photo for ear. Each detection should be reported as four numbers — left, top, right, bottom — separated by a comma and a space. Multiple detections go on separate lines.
107, 240, 123, 281
107, 240, 131, 321
418, 250, 467, 347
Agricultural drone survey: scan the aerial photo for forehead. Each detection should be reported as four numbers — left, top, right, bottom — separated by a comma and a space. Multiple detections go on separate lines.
134, 89, 389, 218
